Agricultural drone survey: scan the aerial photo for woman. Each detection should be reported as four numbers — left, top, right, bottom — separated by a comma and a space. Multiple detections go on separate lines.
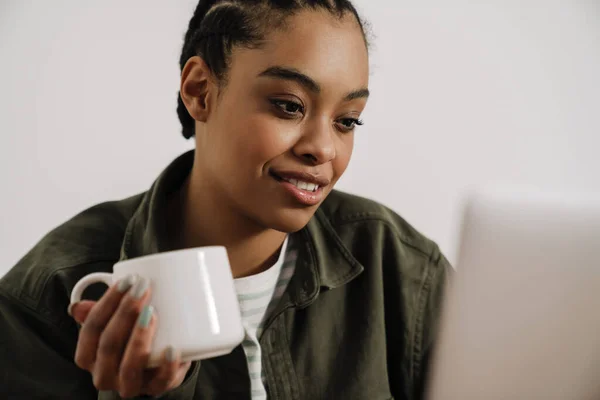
0, 0, 451, 399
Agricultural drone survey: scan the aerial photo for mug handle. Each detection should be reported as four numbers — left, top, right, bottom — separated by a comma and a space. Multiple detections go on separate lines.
70, 272, 114, 304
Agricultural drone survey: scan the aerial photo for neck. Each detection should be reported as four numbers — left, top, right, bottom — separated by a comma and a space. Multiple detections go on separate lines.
167, 162, 287, 278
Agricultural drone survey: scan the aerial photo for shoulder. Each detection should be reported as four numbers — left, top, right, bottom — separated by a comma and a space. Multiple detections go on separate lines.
317, 189, 452, 298
318, 192, 451, 392
0, 193, 145, 317
43, 194, 143, 264
26, 193, 143, 267
318, 189, 442, 261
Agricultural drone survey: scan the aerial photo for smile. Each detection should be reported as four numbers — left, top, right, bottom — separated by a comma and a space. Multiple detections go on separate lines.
281, 178, 319, 192
269, 170, 329, 207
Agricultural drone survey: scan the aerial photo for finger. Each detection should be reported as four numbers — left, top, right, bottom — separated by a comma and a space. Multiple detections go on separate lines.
74, 274, 137, 372
118, 304, 157, 399
68, 300, 96, 324
145, 362, 192, 398
93, 277, 151, 391
143, 348, 187, 396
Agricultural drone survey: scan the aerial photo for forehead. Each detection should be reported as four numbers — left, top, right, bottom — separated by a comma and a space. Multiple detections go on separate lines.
228, 9, 369, 92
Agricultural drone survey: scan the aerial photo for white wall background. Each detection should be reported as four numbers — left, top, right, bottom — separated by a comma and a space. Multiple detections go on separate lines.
1, 0, 599, 275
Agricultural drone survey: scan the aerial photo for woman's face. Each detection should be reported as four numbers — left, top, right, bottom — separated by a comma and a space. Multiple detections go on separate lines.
195, 9, 369, 232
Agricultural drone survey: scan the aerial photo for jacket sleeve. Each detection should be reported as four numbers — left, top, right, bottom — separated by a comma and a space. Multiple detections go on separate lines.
0, 290, 97, 399
412, 247, 453, 400
383, 225, 453, 400
0, 290, 203, 400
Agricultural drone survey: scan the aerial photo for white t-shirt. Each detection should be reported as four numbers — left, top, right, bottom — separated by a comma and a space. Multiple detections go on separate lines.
233, 237, 297, 399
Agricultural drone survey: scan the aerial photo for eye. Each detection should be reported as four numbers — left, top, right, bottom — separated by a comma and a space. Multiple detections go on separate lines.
270, 99, 305, 117
336, 117, 364, 132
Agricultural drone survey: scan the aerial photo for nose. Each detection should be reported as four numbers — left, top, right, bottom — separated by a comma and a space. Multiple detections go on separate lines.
292, 118, 336, 165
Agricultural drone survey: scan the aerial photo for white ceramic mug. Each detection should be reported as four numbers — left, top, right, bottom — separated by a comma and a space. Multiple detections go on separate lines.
70, 246, 244, 367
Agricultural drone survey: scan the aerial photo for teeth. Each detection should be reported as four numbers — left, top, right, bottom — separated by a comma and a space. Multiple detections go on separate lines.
305, 183, 318, 192
285, 178, 319, 192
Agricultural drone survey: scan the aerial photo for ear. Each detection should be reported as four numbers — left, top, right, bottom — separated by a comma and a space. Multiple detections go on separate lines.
180, 56, 216, 123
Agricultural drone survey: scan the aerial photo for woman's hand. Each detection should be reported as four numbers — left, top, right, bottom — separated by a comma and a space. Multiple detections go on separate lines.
68, 276, 192, 398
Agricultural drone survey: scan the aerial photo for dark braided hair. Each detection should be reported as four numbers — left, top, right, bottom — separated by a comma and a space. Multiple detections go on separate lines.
177, 0, 369, 139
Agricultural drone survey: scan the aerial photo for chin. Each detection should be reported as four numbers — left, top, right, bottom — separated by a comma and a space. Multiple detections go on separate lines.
261, 207, 318, 233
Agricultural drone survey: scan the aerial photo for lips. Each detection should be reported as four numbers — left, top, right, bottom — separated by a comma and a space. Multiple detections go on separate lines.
270, 170, 330, 188
269, 169, 331, 206
281, 177, 319, 192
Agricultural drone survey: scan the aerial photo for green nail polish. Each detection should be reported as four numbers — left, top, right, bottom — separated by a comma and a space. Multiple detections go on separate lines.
137, 305, 154, 328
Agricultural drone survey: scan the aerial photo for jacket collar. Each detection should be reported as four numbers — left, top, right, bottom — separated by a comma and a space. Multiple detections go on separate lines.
284, 210, 364, 307
120, 150, 364, 302
119, 151, 193, 261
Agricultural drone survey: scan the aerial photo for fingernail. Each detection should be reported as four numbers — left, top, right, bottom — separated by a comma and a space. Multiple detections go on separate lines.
137, 305, 154, 328
165, 346, 177, 362
116, 274, 137, 293
131, 277, 150, 299
67, 302, 77, 316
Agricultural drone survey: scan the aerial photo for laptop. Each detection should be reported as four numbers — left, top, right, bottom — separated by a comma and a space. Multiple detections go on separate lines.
425, 187, 600, 400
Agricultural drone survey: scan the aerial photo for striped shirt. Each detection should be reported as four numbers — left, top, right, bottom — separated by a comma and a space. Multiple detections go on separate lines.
233, 237, 298, 399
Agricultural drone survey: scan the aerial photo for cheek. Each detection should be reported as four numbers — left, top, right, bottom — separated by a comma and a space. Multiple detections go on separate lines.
332, 135, 354, 181
235, 114, 298, 163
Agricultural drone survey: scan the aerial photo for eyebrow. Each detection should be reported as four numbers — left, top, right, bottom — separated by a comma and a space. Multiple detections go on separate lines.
257, 66, 370, 101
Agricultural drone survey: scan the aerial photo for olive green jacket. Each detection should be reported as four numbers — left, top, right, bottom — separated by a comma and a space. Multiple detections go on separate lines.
0, 151, 451, 400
